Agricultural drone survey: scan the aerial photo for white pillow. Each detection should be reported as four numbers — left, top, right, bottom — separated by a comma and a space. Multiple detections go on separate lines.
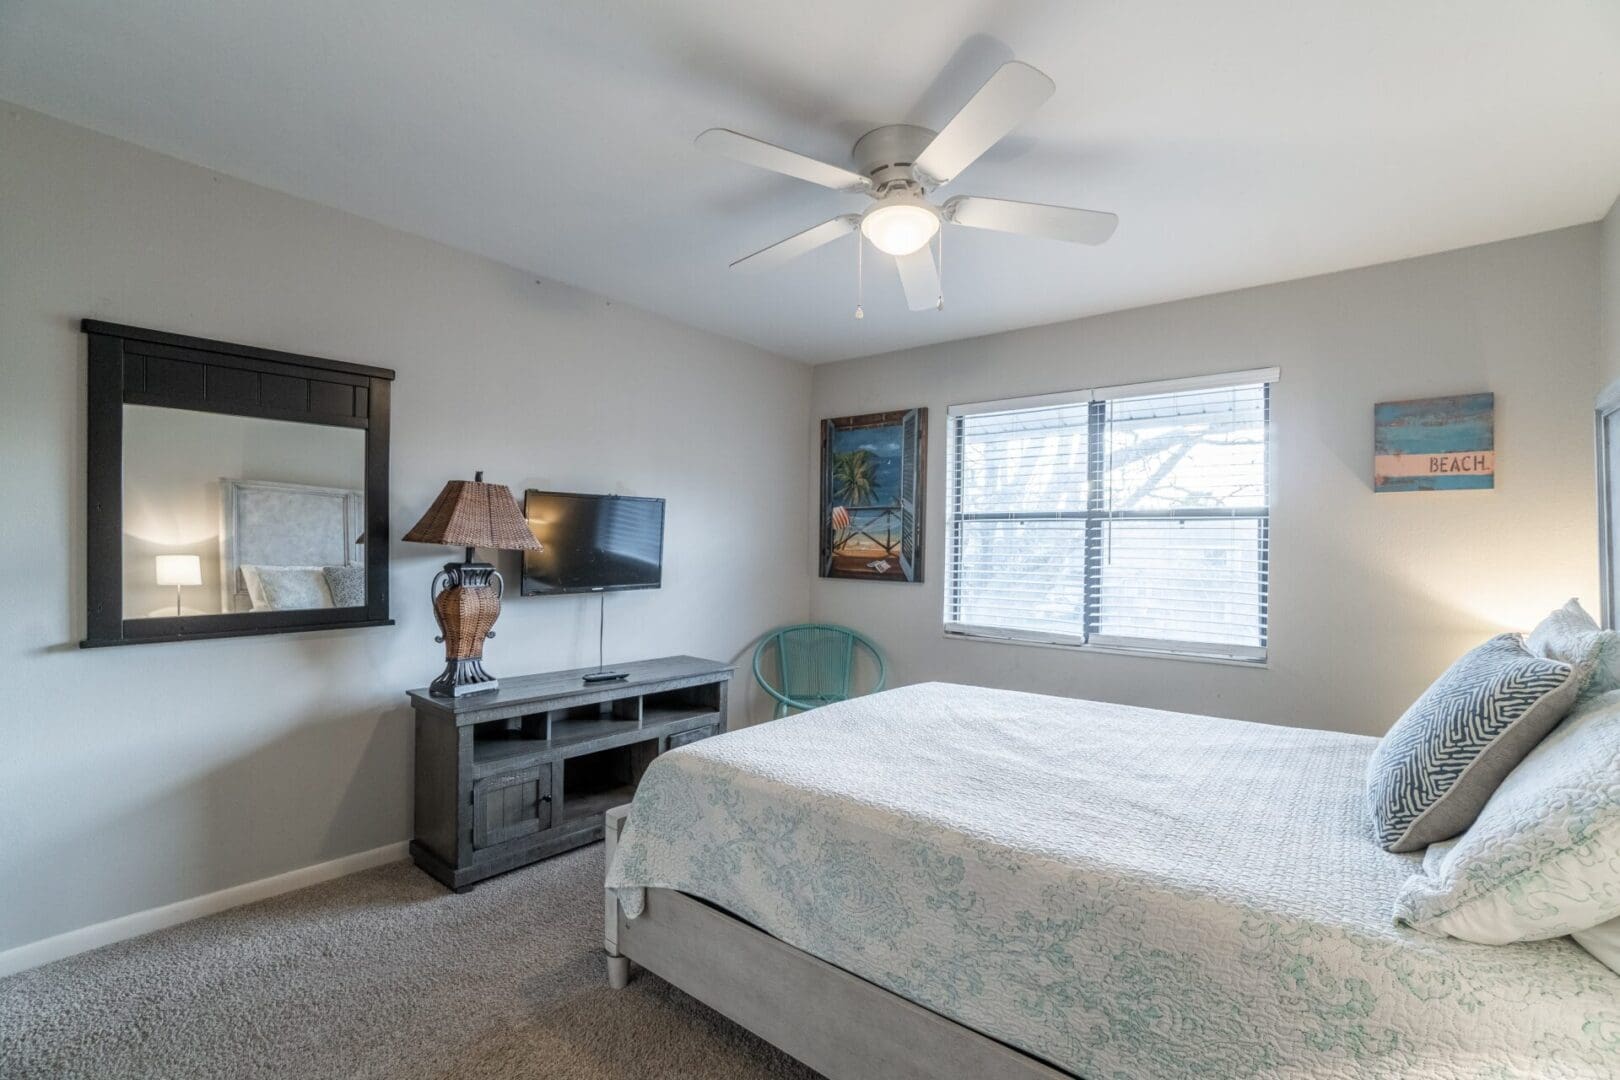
1572, 916, 1620, 975
1393, 688, 1620, 943
1526, 598, 1620, 702
239, 564, 270, 610
246, 565, 335, 611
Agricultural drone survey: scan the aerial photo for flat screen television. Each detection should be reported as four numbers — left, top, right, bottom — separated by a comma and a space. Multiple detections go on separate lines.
520, 491, 665, 595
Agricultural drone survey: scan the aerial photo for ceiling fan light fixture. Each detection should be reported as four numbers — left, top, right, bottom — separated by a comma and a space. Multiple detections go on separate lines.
860, 201, 939, 256
700, 56, 1118, 315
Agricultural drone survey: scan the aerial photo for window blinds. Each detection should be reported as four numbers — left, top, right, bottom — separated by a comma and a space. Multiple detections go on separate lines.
945, 369, 1275, 662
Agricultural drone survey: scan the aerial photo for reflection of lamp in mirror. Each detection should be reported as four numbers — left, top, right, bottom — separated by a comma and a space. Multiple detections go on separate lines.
154, 554, 202, 617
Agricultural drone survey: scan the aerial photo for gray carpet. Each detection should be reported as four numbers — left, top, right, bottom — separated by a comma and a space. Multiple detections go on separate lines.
0, 845, 821, 1079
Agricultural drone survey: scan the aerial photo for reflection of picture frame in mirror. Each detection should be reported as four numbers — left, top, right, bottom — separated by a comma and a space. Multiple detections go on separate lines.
81, 320, 396, 647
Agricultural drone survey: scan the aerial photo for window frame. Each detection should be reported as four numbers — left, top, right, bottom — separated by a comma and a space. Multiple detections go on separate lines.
944, 367, 1277, 665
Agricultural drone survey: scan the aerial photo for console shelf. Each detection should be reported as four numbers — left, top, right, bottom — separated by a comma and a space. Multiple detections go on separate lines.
408, 655, 732, 892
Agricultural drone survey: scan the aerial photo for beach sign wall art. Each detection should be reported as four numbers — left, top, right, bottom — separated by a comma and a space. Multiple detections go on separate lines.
1373, 393, 1494, 492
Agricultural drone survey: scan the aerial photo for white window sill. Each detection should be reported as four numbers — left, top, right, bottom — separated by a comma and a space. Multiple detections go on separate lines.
942, 626, 1269, 669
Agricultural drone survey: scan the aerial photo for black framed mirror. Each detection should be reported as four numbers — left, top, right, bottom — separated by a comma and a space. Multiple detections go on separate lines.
81, 320, 394, 647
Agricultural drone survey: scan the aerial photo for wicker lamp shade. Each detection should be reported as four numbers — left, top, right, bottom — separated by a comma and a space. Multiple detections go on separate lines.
403, 476, 540, 552
405, 472, 538, 698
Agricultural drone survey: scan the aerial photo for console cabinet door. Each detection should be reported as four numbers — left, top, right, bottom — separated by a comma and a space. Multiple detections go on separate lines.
472, 766, 552, 849
666, 724, 718, 751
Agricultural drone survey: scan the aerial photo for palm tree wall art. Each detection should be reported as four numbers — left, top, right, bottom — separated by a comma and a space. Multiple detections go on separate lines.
819, 409, 927, 582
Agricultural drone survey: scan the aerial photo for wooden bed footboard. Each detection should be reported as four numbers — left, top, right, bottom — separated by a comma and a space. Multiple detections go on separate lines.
603, 807, 1074, 1080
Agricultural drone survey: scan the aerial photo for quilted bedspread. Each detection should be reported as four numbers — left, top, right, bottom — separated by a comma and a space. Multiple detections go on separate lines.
606, 682, 1620, 1078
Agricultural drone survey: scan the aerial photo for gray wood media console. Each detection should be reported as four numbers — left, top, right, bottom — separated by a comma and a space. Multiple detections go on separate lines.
408, 655, 732, 891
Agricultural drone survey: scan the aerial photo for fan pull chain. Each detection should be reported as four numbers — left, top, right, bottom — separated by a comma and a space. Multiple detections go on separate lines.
854, 235, 864, 320
935, 227, 944, 311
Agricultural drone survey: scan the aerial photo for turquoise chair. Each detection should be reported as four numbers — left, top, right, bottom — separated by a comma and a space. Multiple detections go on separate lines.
752, 624, 887, 719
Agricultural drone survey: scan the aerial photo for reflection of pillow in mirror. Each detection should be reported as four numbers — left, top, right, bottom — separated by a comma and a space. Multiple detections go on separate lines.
240, 565, 270, 610
254, 566, 335, 611
322, 565, 365, 608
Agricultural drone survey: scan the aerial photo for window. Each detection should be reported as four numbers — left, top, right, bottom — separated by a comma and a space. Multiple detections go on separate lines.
945, 368, 1276, 662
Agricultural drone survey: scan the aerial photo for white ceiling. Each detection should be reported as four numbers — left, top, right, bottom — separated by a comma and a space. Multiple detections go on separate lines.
3, 1, 1619, 363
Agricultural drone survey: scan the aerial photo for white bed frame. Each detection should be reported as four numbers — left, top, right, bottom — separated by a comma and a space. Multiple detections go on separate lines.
603, 807, 1073, 1080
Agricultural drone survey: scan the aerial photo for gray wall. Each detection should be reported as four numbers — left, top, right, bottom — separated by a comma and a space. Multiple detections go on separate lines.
0, 105, 811, 952
1603, 194, 1620, 392
810, 227, 1603, 737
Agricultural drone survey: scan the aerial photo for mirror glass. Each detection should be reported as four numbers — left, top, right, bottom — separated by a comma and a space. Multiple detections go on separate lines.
122, 404, 366, 620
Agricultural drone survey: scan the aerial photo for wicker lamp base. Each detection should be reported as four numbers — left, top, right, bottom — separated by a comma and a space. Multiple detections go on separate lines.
428, 560, 505, 697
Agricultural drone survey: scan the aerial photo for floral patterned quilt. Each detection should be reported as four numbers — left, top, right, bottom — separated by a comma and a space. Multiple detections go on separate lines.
606, 682, 1620, 1078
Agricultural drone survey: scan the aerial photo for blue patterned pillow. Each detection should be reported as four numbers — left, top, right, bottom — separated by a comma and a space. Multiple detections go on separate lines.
1366, 634, 1579, 852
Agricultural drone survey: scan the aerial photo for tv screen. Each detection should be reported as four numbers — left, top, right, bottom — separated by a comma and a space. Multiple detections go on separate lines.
521, 491, 664, 595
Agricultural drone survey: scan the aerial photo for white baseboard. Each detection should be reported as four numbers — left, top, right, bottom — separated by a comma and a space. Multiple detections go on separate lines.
0, 840, 410, 979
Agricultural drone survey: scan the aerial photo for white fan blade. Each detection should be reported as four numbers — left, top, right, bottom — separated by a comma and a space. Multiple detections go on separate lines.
913, 62, 1055, 187
697, 129, 871, 193
730, 215, 859, 271
943, 196, 1118, 245
894, 247, 941, 311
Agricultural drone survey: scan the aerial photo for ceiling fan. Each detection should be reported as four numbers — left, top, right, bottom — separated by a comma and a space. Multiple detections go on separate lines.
697, 58, 1118, 314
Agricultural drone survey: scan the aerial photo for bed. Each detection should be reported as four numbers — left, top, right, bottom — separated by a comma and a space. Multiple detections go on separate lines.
604, 682, 1619, 1079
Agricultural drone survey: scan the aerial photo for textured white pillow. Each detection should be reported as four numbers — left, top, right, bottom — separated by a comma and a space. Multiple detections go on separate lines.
252, 566, 335, 611
1394, 688, 1620, 943
1572, 916, 1620, 975
1527, 598, 1620, 702
239, 564, 271, 610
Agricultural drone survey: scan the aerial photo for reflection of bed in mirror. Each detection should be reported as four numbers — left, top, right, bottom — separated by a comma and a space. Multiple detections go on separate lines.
219, 479, 364, 612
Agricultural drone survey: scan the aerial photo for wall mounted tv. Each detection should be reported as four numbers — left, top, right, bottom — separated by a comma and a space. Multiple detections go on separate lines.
521, 491, 665, 595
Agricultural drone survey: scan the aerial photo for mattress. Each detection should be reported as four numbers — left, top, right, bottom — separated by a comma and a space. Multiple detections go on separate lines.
606, 682, 1619, 1079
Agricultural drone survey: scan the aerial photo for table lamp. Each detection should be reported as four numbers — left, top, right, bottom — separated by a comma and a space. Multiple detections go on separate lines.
155, 554, 202, 617
404, 471, 541, 697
